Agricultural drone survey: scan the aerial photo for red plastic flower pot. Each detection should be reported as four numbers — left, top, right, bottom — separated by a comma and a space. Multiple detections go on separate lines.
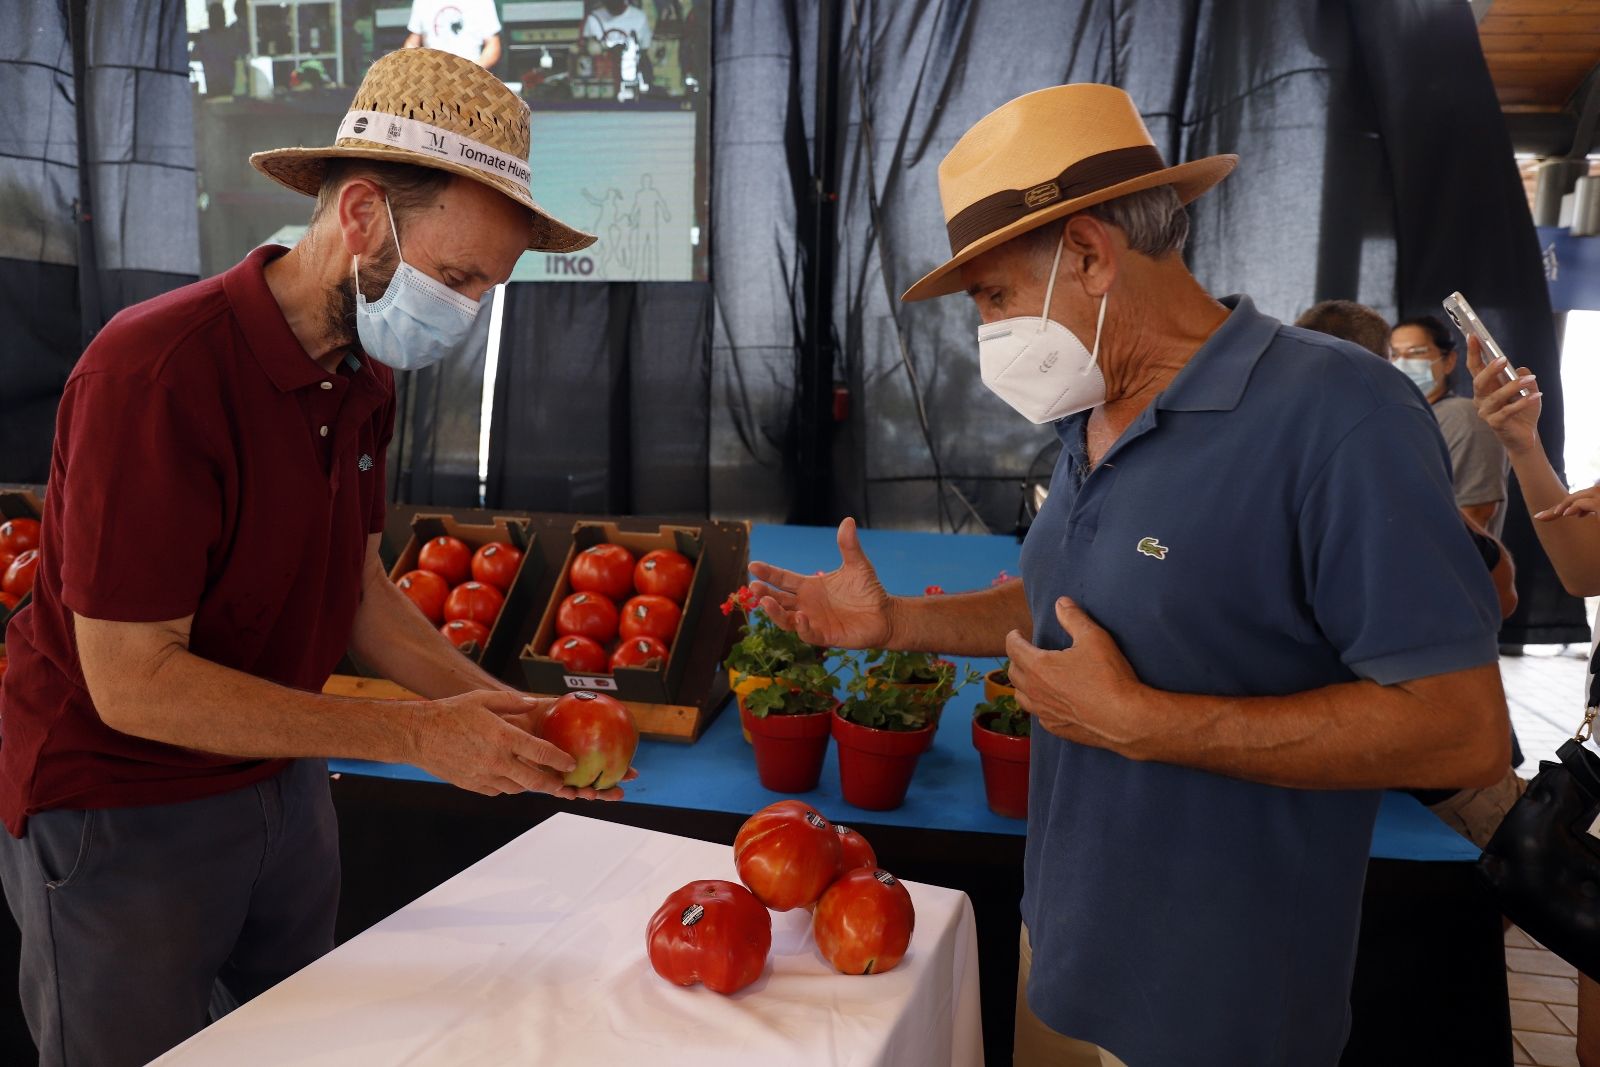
830, 708, 936, 812
971, 715, 1030, 820
740, 702, 836, 794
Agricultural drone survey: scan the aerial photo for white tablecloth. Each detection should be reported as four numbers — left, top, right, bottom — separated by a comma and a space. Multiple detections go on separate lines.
153, 812, 984, 1066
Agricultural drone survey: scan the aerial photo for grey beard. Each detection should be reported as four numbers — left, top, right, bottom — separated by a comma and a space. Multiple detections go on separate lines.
325, 250, 398, 353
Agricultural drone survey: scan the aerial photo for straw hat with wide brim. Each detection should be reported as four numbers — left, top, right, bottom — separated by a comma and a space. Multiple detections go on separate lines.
251, 48, 594, 254
901, 84, 1236, 302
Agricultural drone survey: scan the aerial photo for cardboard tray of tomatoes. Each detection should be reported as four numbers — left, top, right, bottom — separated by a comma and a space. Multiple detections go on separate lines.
520, 521, 710, 706
0, 488, 44, 628
388, 514, 543, 669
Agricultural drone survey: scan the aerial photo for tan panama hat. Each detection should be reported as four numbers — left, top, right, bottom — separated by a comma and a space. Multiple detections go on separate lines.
901, 83, 1236, 302
250, 48, 595, 253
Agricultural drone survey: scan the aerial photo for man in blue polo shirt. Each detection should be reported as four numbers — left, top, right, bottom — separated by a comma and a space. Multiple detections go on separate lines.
749, 85, 1508, 1066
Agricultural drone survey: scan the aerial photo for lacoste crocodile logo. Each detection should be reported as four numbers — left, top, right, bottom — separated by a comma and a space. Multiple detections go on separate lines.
1136, 537, 1168, 560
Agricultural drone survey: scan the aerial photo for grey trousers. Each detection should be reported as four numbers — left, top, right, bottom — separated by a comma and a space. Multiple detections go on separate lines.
0, 758, 339, 1067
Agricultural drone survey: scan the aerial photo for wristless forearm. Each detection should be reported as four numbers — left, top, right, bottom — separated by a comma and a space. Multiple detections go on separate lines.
887, 581, 1030, 657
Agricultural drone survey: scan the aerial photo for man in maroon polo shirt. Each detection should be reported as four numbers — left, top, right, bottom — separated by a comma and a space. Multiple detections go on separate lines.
0, 50, 601, 1067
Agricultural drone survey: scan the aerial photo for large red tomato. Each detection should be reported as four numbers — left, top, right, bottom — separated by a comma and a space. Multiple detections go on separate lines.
618, 595, 681, 645
470, 541, 522, 592
733, 800, 842, 912
440, 618, 490, 653
812, 868, 916, 975
611, 635, 669, 671
396, 569, 450, 623
555, 592, 619, 643
834, 823, 878, 875
418, 535, 472, 585
443, 581, 504, 629
549, 634, 609, 674
540, 691, 638, 788
634, 549, 693, 604
568, 543, 636, 600
0, 518, 40, 556
3, 550, 39, 599
646, 880, 772, 995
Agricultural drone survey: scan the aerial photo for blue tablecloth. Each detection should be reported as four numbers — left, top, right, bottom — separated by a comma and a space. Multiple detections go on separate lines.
332, 523, 1479, 863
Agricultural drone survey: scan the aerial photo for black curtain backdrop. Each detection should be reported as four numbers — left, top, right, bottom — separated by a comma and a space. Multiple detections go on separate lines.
0, 0, 1584, 641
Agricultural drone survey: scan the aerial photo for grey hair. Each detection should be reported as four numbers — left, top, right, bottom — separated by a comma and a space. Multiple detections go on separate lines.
1016, 183, 1190, 275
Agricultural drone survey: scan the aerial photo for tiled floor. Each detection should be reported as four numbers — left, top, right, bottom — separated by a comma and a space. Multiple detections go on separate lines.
1501, 643, 1591, 1066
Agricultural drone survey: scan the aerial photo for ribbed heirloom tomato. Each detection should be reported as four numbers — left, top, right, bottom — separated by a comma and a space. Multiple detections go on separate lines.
556, 592, 619, 643
396, 569, 450, 623
549, 634, 609, 674
418, 535, 472, 585
4, 550, 40, 599
539, 691, 638, 789
619, 594, 681, 645
646, 880, 772, 995
469, 542, 522, 591
440, 618, 490, 653
812, 868, 916, 976
733, 800, 842, 912
569, 543, 635, 600
443, 581, 504, 629
611, 636, 669, 670
0, 518, 40, 556
834, 823, 878, 874
634, 549, 693, 604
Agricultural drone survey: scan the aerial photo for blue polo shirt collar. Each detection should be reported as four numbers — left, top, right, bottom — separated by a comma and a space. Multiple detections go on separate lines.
1154, 295, 1280, 413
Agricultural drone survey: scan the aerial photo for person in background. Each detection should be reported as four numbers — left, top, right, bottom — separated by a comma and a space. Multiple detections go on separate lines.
1392, 314, 1512, 536
405, 0, 502, 69
1471, 335, 1600, 1067
192, 2, 243, 97
752, 84, 1510, 1067
583, 0, 655, 52
1295, 298, 1525, 846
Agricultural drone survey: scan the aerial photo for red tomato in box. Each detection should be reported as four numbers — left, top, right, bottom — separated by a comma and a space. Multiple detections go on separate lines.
540, 691, 638, 789
634, 549, 693, 604
569, 543, 635, 600
733, 800, 842, 912
812, 868, 916, 975
0, 518, 39, 556
0, 592, 17, 612
396, 569, 450, 624
440, 618, 490, 653
418, 536, 472, 585
611, 636, 669, 671
3, 550, 39, 599
555, 592, 619, 644
443, 581, 504, 629
470, 542, 522, 592
550, 634, 609, 674
619, 595, 681, 645
0, 552, 14, 577
646, 880, 772, 995
834, 823, 878, 875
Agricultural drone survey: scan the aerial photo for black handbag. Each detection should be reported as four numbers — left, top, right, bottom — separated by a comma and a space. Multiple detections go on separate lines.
1478, 647, 1600, 980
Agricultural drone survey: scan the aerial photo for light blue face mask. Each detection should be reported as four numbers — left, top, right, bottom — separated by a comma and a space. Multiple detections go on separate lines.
1394, 357, 1437, 394
353, 198, 483, 372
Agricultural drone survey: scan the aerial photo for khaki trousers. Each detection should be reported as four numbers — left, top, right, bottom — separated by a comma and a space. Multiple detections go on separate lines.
1015, 925, 1130, 1067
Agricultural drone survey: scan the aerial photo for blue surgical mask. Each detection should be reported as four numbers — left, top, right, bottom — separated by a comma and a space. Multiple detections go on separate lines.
1394, 357, 1436, 394
353, 198, 483, 371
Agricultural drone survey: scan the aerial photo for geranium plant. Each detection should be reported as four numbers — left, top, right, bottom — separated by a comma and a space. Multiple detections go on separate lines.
722, 585, 824, 677
974, 693, 1031, 737
838, 649, 979, 731
743, 660, 840, 718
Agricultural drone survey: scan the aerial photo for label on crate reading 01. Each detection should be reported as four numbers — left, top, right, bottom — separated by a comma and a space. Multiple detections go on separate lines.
565, 675, 619, 692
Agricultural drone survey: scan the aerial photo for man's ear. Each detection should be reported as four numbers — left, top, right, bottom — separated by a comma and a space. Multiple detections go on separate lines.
337, 178, 388, 260
1060, 213, 1118, 297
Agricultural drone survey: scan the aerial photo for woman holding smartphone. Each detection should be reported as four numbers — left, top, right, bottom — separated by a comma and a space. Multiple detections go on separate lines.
1469, 335, 1600, 1064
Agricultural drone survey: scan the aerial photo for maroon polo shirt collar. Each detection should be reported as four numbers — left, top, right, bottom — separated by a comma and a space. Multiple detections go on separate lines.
223, 244, 361, 393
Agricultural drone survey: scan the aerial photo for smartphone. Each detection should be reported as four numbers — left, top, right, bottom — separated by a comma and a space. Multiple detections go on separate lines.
1442, 291, 1529, 397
